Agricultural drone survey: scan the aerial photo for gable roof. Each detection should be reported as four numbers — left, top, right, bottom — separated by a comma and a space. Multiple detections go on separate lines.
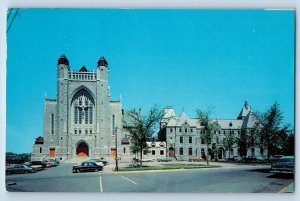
79, 66, 88, 72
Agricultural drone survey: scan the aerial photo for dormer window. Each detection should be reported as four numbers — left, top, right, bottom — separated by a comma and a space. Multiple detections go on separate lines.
229, 122, 233, 127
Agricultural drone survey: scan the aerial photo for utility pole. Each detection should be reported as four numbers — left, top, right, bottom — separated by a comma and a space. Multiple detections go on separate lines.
115, 127, 118, 171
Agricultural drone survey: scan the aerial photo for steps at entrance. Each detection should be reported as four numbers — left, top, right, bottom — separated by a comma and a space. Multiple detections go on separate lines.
63, 157, 91, 164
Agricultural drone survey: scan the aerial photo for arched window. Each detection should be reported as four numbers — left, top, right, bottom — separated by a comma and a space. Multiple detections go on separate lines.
72, 88, 95, 135
51, 113, 54, 134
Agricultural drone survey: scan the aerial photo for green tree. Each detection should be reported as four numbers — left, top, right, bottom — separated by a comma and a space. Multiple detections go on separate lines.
223, 132, 236, 161
196, 109, 215, 165
253, 102, 290, 162
124, 106, 164, 166
235, 128, 247, 158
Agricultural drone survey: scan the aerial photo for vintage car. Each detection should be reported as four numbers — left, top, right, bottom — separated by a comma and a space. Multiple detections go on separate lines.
270, 156, 294, 174
72, 161, 103, 173
157, 157, 173, 162
29, 161, 46, 170
88, 159, 109, 166
6, 164, 37, 175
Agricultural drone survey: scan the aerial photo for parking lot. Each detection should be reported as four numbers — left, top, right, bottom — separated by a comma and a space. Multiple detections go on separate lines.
6, 162, 294, 192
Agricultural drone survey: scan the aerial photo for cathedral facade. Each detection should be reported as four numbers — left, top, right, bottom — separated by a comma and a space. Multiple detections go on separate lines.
31, 55, 133, 162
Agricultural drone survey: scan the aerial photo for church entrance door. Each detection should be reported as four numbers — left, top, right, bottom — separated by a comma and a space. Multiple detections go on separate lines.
50, 148, 56, 157
168, 147, 175, 157
76, 142, 89, 157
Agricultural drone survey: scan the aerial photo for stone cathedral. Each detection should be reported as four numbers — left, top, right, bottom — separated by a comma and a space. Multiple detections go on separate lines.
31, 55, 131, 161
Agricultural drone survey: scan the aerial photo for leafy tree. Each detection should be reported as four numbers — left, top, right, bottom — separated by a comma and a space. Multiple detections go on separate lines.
253, 102, 290, 161
283, 131, 294, 155
196, 109, 216, 165
223, 132, 236, 160
235, 128, 247, 158
124, 105, 164, 166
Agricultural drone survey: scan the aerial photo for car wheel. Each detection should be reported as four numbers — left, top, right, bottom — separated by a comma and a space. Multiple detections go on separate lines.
24, 171, 29, 174
76, 169, 80, 173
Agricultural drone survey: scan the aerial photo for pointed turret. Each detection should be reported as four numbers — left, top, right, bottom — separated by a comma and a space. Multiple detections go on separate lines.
97, 56, 108, 68
58, 54, 69, 66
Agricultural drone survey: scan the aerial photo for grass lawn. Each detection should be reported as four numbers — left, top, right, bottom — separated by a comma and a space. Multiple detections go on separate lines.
116, 163, 221, 172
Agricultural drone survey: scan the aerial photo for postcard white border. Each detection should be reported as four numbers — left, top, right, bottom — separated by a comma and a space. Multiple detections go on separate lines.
0, 1, 299, 201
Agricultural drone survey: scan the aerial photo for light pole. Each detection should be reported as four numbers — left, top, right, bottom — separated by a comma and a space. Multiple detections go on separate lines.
115, 126, 118, 171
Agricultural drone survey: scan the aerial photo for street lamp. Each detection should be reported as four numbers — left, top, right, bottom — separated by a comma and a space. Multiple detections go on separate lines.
115, 126, 118, 171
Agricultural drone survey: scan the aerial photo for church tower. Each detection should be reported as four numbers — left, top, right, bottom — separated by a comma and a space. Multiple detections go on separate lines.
57, 55, 70, 153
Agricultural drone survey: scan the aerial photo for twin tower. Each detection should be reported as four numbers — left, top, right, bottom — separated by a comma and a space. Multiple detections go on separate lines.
32, 55, 126, 161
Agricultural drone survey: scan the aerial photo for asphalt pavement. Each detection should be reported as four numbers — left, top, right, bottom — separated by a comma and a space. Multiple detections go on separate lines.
6, 162, 294, 193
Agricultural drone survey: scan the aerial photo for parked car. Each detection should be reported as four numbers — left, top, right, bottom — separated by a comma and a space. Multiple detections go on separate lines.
226, 157, 238, 162
30, 161, 46, 170
270, 155, 284, 162
244, 156, 257, 162
271, 156, 294, 174
86, 159, 104, 167
6, 164, 37, 175
72, 162, 103, 173
88, 159, 108, 166
42, 160, 53, 168
255, 156, 267, 163
141, 158, 154, 162
49, 159, 60, 166
157, 157, 173, 162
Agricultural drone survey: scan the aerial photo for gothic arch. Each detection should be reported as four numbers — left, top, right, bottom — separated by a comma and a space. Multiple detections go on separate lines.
71, 86, 95, 105
76, 140, 89, 157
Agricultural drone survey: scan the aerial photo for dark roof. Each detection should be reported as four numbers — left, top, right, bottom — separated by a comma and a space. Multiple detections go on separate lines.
58, 54, 69, 65
79, 66, 88, 72
121, 138, 130, 145
97, 56, 108, 67
34, 136, 44, 144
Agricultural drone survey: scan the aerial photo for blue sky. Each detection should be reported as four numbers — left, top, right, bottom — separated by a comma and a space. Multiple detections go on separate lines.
6, 9, 294, 153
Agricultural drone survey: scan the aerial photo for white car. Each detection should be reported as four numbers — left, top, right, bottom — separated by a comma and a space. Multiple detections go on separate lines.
85, 159, 104, 167
141, 158, 154, 162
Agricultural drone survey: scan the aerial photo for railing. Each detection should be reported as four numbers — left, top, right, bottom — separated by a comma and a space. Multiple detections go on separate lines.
69, 71, 97, 81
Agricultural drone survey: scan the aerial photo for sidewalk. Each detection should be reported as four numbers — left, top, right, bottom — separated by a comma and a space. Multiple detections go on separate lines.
279, 182, 294, 193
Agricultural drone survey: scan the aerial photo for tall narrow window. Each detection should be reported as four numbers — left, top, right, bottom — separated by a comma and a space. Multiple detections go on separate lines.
180, 136, 183, 143
112, 115, 115, 135
85, 108, 88, 124
179, 148, 183, 155
74, 107, 78, 124
79, 108, 82, 124
89, 107, 93, 124
189, 136, 192, 143
51, 114, 54, 134
189, 148, 193, 155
